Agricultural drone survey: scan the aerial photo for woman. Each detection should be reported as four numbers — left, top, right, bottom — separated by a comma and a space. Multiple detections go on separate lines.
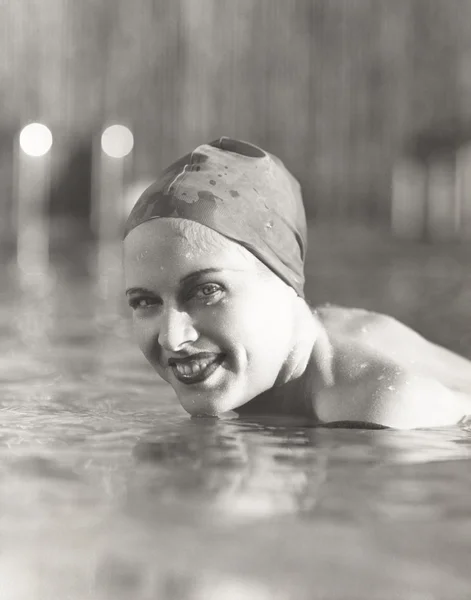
123, 137, 471, 429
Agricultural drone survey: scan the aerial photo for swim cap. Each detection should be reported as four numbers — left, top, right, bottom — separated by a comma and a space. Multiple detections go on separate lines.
124, 137, 307, 297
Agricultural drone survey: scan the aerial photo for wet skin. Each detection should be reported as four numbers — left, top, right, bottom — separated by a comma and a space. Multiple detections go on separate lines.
124, 218, 471, 429
313, 305, 471, 428
123, 218, 316, 418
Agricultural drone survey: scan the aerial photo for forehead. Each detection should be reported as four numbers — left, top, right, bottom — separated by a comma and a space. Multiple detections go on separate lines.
123, 218, 259, 286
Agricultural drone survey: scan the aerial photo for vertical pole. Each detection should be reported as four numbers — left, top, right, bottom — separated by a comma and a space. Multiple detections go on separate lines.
456, 143, 471, 240
15, 123, 53, 289
92, 124, 134, 316
391, 158, 426, 240
426, 159, 459, 242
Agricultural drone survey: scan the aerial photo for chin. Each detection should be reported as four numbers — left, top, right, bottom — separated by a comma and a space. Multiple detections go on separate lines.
177, 389, 251, 417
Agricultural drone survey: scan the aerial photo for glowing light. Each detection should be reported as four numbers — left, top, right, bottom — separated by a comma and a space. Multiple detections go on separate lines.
195, 577, 273, 600
19, 123, 53, 157
101, 125, 134, 158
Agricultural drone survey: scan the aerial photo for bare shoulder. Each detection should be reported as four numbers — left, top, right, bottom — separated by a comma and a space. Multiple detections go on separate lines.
314, 304, 471, 388
313, 304, 419, 381
314, 304, 411, 342
312, 304, 471, 428
315, 365, 471, 428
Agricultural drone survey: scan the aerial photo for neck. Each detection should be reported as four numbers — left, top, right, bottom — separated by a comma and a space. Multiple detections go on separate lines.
236, 307, 333, 420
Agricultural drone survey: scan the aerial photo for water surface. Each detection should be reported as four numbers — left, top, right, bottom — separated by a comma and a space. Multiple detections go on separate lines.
2, 233, 471, 600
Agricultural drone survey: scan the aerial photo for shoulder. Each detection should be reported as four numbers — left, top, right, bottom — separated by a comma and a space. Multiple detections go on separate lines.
312, 303, 416, 379
311, 304, 471, 428
315, 362, 470, 429
313, 303, 471, 389
313, 304, 405, 340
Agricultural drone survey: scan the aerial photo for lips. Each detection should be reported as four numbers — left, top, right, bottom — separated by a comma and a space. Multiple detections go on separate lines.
168, 353, 225, 385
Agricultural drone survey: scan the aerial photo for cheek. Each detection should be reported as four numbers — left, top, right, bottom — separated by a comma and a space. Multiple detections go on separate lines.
237, 291, 289, 330
244, 298, 295, 365
207, 294, 292, 351
133, 318, 157, 360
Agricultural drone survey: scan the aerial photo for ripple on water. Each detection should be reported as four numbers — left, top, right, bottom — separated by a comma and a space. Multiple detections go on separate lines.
1, 261, 471, 598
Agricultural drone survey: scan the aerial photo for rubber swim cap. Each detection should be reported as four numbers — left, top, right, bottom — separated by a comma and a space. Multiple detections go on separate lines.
124, 137, 307, 297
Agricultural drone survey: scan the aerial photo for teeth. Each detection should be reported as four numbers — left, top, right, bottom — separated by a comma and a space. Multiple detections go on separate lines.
174, 358, 215, 377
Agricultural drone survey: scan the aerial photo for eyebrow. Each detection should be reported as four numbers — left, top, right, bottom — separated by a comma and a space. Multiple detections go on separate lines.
125, 268, 225, 296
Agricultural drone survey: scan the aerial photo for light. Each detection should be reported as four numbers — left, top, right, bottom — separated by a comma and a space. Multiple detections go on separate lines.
194, 576, 273, 600
101, 124, 134, 158
19, 123, 53, 157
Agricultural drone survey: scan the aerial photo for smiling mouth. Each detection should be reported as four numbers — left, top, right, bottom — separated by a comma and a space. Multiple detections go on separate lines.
169, 354, 225, 385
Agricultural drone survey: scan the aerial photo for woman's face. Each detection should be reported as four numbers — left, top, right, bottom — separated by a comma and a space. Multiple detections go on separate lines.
123, 218, 301, 416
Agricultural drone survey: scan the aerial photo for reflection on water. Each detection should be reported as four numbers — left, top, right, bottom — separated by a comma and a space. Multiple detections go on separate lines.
1, 240, 471, 599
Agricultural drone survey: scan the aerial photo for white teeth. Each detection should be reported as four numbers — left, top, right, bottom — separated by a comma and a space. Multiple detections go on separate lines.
174, 358, 215, 377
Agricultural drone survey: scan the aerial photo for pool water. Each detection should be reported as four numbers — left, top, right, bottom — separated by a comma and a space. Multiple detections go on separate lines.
2, 228, 471, 600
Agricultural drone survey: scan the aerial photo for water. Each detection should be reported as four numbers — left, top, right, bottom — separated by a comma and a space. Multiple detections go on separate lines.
2, 231, 471, 600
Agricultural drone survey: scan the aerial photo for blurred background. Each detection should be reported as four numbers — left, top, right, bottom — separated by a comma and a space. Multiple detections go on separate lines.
2, 0, 471, 248
2, 6, 471, 597
0, 0, 470, 354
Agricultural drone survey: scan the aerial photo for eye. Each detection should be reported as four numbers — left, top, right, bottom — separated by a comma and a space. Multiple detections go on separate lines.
193, 283, 223, 301
128, 296, 160, 310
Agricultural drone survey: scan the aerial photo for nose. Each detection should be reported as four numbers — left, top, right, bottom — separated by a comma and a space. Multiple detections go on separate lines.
157, 306, 198, 352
